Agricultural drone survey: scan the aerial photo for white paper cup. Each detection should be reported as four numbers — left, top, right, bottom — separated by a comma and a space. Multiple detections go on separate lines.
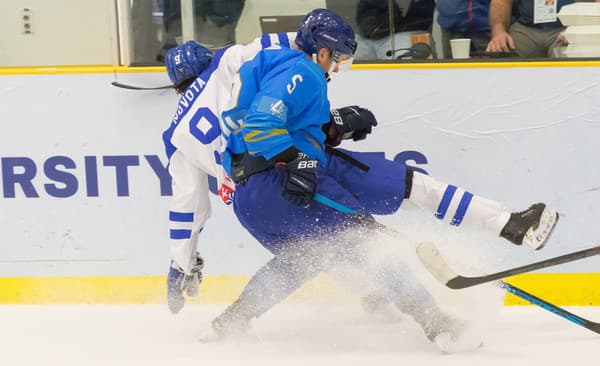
450, 38, 471, 59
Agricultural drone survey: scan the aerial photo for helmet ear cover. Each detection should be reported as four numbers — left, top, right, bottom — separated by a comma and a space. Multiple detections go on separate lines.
165, 41, 213, 87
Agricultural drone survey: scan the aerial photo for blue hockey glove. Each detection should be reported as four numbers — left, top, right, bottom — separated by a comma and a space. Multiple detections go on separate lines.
281, 156, 318, 208
326, 106, 378, 146
167, 254, 204, 314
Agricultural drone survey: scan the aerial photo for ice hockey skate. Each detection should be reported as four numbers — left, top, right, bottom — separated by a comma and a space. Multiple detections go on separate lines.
420, 310, 481, 354
211, 299, 254, 339
500, 203, 559, 250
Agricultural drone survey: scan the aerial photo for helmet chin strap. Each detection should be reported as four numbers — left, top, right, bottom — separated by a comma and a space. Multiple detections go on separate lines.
313, 53, 333, 83
326, 61, 337, 82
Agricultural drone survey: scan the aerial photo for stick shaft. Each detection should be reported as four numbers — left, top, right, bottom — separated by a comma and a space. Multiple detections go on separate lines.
498, 280, 600, 335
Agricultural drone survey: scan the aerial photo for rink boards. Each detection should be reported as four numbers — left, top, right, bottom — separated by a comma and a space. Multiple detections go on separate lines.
1, 62, 599, 305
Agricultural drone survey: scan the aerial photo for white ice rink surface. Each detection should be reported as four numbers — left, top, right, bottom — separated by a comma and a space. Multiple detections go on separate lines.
1, 304, 598, 366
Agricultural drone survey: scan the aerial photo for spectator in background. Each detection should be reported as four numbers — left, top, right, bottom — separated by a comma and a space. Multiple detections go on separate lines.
437, 0, 492, 59
355, 0, 436, 60
157, 0, 246, 62
486, 0, 573, 58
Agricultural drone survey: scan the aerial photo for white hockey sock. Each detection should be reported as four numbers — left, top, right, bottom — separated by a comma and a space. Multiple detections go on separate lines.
406, 172, 510, 236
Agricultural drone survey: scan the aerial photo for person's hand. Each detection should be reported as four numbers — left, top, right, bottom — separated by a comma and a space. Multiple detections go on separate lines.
167, 255, 204, 314
556, 32, 569, 46
281, 156, 318, 208
326, 106, 378, 146
486, 31, 516, 53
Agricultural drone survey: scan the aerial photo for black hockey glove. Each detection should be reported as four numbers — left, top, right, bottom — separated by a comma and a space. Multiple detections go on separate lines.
281, 156, 319, 208
167, 254, 204, 314
325, 106, 378, 146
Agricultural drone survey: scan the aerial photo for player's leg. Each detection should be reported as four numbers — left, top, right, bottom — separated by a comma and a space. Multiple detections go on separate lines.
363, 254, 480, 353
324, 149, 407, 215
407, 171, 558, 250
333, 248, 479, 353
212, 168, 371, 336
212, 237, 339, 336
325, 148, 558, 250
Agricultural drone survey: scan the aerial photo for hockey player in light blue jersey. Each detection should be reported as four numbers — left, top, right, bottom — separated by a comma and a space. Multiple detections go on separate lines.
163, 9, 558, 353
162, 32, 376, 314
215, 9, 558, 348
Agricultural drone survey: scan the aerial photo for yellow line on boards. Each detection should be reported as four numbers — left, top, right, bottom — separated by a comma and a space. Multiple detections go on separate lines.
0, 65, 165, 75
351, 60, 600, 70
0, 273, 598, 305
2, 60, 600, 75
503, 273, 600, 306
0, 276, 247, 304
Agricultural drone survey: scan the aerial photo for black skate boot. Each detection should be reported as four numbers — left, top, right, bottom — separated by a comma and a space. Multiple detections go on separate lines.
211, 299, 254, 339
500, 203, 559, 250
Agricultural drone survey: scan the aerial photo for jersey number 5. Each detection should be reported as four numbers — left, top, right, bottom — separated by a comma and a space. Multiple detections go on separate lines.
189, 107, 221, 144
286, 74, 303, 94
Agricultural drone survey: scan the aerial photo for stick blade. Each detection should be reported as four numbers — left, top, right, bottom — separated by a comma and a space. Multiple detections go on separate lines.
589, 322, 600, 334
111, 81, 174, 90
416, 242, 458, 287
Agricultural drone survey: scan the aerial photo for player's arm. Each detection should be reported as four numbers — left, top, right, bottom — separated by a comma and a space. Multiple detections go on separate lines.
241, 62, 329, 161
324, 106, 378, 147
241, 96, 294, 160
220, 33, 296, 81
166, 151, 211, 314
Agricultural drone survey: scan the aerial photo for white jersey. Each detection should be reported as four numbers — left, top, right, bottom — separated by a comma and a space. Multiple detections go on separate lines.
164, 33, 297, 273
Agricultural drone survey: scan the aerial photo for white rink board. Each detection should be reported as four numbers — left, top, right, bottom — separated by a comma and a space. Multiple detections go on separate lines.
1, 66, 600, 277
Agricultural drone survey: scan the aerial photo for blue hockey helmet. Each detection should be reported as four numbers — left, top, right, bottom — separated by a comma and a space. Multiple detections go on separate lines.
165, 41, 213, 86
295, 9, 357, 61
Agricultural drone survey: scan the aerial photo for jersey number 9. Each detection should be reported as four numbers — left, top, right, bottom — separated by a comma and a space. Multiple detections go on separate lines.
189, 107, 221, 145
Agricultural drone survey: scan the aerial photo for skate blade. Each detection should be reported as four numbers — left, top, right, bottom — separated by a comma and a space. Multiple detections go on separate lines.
524, 209, 559, 250
434, 330, 483, 354
199, 329, 259, 343
198, 328, 225, 343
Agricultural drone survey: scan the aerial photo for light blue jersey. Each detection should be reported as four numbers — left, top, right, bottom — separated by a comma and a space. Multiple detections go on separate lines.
222, 46, 330, 176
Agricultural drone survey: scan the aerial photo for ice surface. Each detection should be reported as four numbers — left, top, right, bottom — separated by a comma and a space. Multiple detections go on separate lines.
2, 209, 596, 365
1, 304, 598, 366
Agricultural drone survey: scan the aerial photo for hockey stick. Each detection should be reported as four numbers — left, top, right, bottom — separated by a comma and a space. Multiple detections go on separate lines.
497, 280, 600, 335
314, 193, 398, 236
316, 194, 600, 288
416, 241, 600, 289
315, 194, 600, 334
111, 81, 175, 90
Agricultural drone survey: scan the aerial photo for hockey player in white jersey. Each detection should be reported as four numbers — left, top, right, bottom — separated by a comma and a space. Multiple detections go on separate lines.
162, 35, 306, 313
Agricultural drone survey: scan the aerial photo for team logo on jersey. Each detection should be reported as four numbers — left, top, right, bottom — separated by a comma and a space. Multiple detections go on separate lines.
256, 96, 288, 121
218, 184, 235, 205
270, 100, 287, 119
